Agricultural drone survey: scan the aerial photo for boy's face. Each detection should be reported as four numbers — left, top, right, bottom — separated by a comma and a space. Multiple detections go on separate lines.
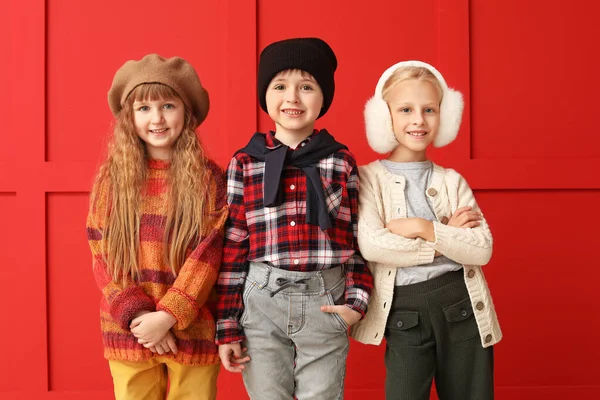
265, 69, 324, 138
133, 96, 185, 160
387, 79, 441, 159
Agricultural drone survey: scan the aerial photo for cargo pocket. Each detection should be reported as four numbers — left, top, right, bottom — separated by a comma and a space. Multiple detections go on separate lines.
385, 311, 421, 347
443, 297, 480, 343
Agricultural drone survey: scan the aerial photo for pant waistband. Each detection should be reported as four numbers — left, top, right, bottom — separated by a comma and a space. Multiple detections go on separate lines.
393, 269, 464, 297
247, 262, 344, 295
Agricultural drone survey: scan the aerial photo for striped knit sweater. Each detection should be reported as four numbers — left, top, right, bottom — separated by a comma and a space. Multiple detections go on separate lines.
87, 158, 227, 366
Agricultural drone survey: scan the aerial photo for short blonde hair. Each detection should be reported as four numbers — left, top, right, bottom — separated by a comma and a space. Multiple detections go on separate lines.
381, 66, 444, 104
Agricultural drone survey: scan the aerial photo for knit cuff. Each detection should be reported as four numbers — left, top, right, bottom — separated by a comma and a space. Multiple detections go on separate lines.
110, 287, 156, 330
416, 239, 436, 265
157, 288, 198, 331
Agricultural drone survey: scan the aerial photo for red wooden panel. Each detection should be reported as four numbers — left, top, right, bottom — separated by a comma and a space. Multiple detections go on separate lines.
0, 193, 20, 391
8, 0, 48, 393
1, 3, 14, 165
47, 193, 112, 391
470, 0, 600, 159
479, 190, 600, 390
46, 0, 223, 164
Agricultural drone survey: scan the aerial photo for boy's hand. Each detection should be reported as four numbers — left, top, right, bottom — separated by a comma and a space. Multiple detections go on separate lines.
320, 305, 362, 327
448, 206, 481, 229
219, 344, 250, 373
147, 331, 178, 355
130, 311, 176, 348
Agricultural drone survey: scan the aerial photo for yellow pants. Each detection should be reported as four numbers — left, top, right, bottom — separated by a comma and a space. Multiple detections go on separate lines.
108, 357, 220, 400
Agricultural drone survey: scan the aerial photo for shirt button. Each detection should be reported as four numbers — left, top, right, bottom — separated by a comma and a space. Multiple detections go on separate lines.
460, 309, 468, 317
396, 320, 404, 328
290, 221, 296, 227
293, 259, 300, 265
290, 184, 296, 190
476, 301, 485, 311
301, 142, 306, 147
441, 216, 449, 224
485, 334, 493, 343
467, 269, 476, 278
427, 188, 438, 196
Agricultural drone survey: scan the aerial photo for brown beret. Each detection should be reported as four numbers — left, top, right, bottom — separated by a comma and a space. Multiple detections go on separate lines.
108, 54, 209, 125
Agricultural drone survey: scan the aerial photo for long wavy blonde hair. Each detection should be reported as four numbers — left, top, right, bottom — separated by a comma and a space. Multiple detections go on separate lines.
90, 83, 208, 283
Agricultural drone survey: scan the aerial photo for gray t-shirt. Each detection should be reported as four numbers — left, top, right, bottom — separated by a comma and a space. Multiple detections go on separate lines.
380, 159, 462, 285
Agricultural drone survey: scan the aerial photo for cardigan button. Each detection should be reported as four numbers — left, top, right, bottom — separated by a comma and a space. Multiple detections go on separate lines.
440, 216, 449, 224
485, 334, 492, 343
476, 301, 484, 311
427, 188, 438, 196
467, 269, 476, 278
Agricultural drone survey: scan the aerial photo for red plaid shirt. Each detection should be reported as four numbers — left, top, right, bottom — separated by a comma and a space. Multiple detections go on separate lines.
216, 131, 373, 344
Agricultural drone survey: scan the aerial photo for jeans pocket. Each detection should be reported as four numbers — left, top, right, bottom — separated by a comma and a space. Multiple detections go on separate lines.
239, 280, 258, 327
443, 296, 480, 343
385, 310, 421, 347
325, 276, 349, 332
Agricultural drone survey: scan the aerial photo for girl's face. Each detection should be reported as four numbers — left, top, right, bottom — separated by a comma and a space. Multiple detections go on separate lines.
387, 79, 441, 162
265, 69, 324, 143
133, 96, 185, 160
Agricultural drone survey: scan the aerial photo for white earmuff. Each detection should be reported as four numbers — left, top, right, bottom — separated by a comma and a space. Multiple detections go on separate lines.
364, 60, 464, 152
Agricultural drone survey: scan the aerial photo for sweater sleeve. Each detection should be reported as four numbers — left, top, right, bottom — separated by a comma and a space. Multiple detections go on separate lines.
156, 160, 228, 331
427, 171, 493, 266
357, 166, 435, 267
87, 180, 156, 330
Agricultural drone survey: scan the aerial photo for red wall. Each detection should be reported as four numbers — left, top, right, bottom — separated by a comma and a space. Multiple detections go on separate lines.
3, 0, 600, 398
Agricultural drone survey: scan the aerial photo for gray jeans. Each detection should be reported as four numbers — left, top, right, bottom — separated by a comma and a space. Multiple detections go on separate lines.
240, 262, 349, 400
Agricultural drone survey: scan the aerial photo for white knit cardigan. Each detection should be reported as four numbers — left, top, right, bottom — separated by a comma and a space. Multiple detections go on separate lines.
350, 160, 502, 348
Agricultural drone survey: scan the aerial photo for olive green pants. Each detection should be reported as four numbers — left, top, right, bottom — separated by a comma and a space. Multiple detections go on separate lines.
384, 270, 494, 400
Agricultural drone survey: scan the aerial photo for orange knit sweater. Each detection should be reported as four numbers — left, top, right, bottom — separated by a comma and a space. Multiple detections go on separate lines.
87, 159, 227, 366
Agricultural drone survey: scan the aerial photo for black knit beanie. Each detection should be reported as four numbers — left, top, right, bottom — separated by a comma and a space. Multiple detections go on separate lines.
258, 37, 337, 119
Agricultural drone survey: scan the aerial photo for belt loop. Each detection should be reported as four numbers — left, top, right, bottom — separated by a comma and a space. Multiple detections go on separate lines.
258, 263, 271, 289
317, 271, 326, 296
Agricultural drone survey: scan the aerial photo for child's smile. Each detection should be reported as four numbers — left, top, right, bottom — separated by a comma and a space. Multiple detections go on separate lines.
133, 97, 185, 159
265, 69, 324, 146
406, 129, 429, 139
281, 108, 304, 117
387, 79, 441, 161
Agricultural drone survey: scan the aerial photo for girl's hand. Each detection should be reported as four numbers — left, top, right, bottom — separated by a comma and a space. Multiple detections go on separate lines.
448, 206, 481, 229
130, 311, 176, 348
147, 331, 178, 355
320, 305, 362, 327
219, 344, 250, 373
386, 218, 435, 241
